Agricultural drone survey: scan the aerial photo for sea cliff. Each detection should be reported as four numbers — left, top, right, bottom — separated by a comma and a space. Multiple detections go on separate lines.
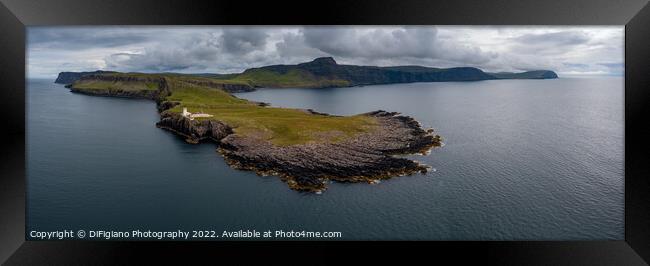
55, 57, 559, 90
155, 109, 441, 192
55, 70, 116, 84
63, 71, 443, 192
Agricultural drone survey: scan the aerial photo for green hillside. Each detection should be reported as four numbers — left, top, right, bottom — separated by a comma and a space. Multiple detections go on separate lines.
70, 73, 377, 146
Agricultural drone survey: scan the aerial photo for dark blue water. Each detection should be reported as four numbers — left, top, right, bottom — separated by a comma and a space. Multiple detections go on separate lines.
27, 77, 623, 240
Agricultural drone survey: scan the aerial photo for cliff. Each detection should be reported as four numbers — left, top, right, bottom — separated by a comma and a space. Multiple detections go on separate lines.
67, 74, 170, 101
232, 57, 558, 88
156, 112, 233, 144
55, 70, 116, 84
55, 59, 558, 192
56, 57, 559, 90
489, 70, 559, 79
156, 109, 442, 192
62, 71, 443, 192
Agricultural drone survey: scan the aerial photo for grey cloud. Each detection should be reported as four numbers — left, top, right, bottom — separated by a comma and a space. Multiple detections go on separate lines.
563, 63, 589, 68
514, 31, 591, 46
596, 62, 624, 75
105, 51, 195, 72
276, 31, 327, 60
302, 27, 438, 59
598, 63, 624, 68
509, 31, 593, 57
301, 27, 494, 66
28, 27, 151, 49
103, 32, 222, 72
100, 29, 278, 73
220, 28, 270, 55
26, 26, 623, 78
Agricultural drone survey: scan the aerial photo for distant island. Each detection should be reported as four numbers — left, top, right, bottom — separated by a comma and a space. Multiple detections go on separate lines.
54, 58, 557, 192
56, 57, 558, 89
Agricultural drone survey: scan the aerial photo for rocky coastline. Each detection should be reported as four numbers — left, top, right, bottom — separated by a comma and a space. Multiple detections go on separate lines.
67, 74, 171, 101
69, 86, 165, 100
155, 106, 442, 192
63, 72, 443, 192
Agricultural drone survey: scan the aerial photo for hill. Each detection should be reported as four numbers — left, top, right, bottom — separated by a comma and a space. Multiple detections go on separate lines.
64, 71, 441, 192
55, 57, 558, 89
488, 70, 559, 79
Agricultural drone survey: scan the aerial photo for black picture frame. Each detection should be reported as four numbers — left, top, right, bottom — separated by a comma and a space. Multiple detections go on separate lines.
1, 0, 649, 264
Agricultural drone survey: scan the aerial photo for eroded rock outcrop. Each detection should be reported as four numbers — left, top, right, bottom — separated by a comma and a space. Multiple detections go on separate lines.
68, 75, 171, 101
156, 113, 233, 144
178, 79, 256, 93
156, 109, 442, 192
64, 73, 443, 193
55, 70, 116, 84
69, 87, 165, 100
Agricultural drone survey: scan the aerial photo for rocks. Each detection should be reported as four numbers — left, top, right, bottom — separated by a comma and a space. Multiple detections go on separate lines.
156, 109, 441, 192
70, 87, 162, 100
54, 70, 116, 84
78, 74, 166, 85
305, 109, 332, 116
178, 79, 255, 93
214, 110, 442, 192
157, 101, 180, 112
69, 75, 171, 101
156, 113, 233, 144
65, 72, 443, 193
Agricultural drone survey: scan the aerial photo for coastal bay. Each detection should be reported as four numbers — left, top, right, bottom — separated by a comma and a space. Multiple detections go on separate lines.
55, 58, 560, 191
64, 70, 442, 192
26, 25, 624, 242
27, 76, 623, 240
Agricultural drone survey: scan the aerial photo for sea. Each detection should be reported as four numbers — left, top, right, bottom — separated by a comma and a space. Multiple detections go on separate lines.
26, 77, 624, 240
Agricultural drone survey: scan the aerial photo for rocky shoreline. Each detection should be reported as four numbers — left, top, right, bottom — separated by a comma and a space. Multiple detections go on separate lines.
156, 107, 442, 192
66, 74, 171, 101
66, 76, 443, 192
69, 86, 165, 100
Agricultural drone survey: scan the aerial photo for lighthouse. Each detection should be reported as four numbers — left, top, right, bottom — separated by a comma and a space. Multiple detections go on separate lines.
181, 107, 213, 120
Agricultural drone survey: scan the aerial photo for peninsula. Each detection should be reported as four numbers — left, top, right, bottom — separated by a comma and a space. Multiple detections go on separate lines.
55, 57, 558, 89
55, 58, 557, 192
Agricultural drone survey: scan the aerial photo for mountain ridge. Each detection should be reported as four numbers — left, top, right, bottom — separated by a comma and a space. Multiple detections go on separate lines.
55, 57, 558, 88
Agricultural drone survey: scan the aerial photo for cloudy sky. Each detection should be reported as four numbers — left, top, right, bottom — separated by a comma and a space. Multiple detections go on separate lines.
27, 26, 623, 78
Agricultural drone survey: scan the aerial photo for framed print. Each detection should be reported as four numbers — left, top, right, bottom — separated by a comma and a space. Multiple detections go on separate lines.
1, 0, 649, 264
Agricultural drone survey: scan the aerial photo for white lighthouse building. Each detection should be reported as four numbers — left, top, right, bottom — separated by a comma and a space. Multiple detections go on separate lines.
182, 107, 213, 120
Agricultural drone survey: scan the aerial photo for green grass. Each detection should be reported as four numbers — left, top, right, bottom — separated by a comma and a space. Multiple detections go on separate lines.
229, 69, 350, 88
163, 73, 251, 85
73, 72, 377, 146
164, 78, 376, 145
71, 80, 160, 91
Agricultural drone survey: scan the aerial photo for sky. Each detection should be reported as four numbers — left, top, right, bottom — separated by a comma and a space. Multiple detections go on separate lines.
27, 26, 624, 79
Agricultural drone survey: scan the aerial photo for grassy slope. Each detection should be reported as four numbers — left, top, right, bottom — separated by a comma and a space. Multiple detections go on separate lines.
72, 73, 377, 146
227, 68, 350, 88
72, 72, 251, 89
71, 80, 160, 91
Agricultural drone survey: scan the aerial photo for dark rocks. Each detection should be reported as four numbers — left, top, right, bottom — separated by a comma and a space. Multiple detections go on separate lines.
78, 74, 168, 86
489, 70, 559, 79
154, 107, 442, 193
244, 57, 550, 89
305, 109, 332, 116
157, 101, 180, 112
69, 75, 171, 101
63, 71, 444, 193
69, 87, 162, 100
178, 79, 255, 93
156, 113, 233, 144
216, 111, 442, 192
54, 70, 116, 84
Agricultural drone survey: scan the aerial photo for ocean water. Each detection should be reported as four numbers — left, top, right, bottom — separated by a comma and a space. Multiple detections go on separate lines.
27, 77, 624, 240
